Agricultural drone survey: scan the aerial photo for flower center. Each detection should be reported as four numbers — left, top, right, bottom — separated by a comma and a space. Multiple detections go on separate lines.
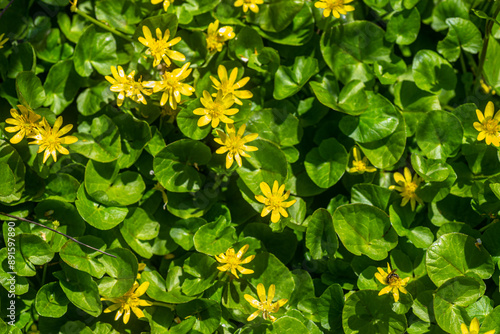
328, 0, 345, 8
482, 118, 500, 135
353, 160, 366, 172
404, 182, 418, 196
267, 196, 283, 209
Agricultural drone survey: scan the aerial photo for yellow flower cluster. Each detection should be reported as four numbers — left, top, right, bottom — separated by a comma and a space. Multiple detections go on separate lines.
314, 0, 355, 18
375, 263, 410, 302
234, 0, 264, 13
389, 167, 424, 211
461, 318, 495, 334
150, 0, 174, 11
255, 180, 297, 223
5, 105, 78, 163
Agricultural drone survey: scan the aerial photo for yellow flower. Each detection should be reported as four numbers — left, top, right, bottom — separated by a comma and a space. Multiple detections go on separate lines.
474, 101, 500, 147
193, 90, 239, 128
315, 0, 355, 18
461, 317, 496, 334
389, 167, 424, 211
138, 26, 185, 67
215, 244, 255, 278
143, 62, 194, 110
105, 66, 151, 107
375, 263, 410, 302
27, 324, 40, 334
214, 124, 258, 168
137, 263, 146, 279
234, 0, 264, 13
28, 117, 78, 163
210, 65, 253, 105
151, 0, 173, 11
206, 20, 235, 53
255, 181, 297, 223
0, 33, 9, 49
101, 281, 153, 324
348, 147, 376, 174
244, 283, 288, 322
4, 105, 41, 144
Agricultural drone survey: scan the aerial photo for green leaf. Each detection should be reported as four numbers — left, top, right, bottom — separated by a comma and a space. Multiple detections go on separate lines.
176, 299, 221, 334
19, 234, 54, 266
85, 160, 145, 207
120, 207, 160, 259
60, 236, 107, 278
0, 162, 15, 197
385, 8, 420, 45
246, 0, 304, 33
339, 93, 400, 143
76, 82, 115, 116
0, 141, 25, 204
481, 306, 500, 333
426, 233, 494, 287
273, 317, 310, 333
484, 36, 500, 92
95, 0, 149, 35
40, 173, 80, 202
358, 109, 406, 169
35, 28, 74, 64
298, 284, 344, 331
75, 184, 128, 230
431, 0, 469, 31
412, 50, 457, 93
193, 218, 237, 256
236, 139, 288, 195
304, 138, 348, 189
153, 139, 212, 193
433, 276, 485, 333
273, 56, 319, 100
437, 18, 482, 62
170, 217, 206, 251
177, 99, 211, 140
54, 264, 102, 317
143, 270, 195, 304
351, 184, 394, 211
342, 290, 407, 334
246, 108, 302, 147
73, 26, 118, 77
6, 43, 36, 79
309, 74, 339, 111
411, 154, 450, 182
229, 26, 264, 62
35, 282, 70, 318
113, 113, 152, 168
16, 71, 46, 109
70, 114, 122, 163
43, 60, 81, 115
321, 21, 391, 84
333, 204, 398, 260
98, 248, 138, 298
305, 208, 338, 260
181, 253, 218, 296
416, 110, 463, 159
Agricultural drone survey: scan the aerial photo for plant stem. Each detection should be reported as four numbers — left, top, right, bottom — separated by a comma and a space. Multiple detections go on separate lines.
475, 2, 500, 90
41, 264, 48, 286
74, 8, 134, 43
152, 301, 175, 310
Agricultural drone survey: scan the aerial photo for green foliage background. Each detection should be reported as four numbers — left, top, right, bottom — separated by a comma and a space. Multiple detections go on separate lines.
0, 0, 500, 333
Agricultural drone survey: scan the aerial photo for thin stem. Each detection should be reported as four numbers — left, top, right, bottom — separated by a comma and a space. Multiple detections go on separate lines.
151, 301, 175, 310
475, 3, 500, 90
1, 212, 117, 258
74, 8, 134, 43
0, 0, 15, 19
41, 264, 48, 286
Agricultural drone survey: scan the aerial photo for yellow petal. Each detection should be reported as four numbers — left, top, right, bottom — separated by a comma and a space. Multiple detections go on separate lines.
485, 101, 495, 119
257, 283, 267, 303
470, 318, 479, 333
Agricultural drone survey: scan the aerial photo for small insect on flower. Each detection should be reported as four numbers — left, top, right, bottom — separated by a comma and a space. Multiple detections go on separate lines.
314, 0, 355, 18
348, 147, 376, 174
214, 123, 258, 169
105, 66, 152, 107
101, 281, 153, 325
244, 283, 288, 322
138, 26, 185, 67
4, 105, 41, 144
255, 181, 297, 223
150, 0, 173, 11
474, 101, 500, 147
461, 317, 496, 334
28, 117, 78, 164
389, 167, 424, 211
210, 65, 253, 105
375, 263, 410, 302
475, 238, 482, 250
193, 90, 239, 128
234, 0, 264, 13
215, 244, 255, 279
206, 20, 235, 53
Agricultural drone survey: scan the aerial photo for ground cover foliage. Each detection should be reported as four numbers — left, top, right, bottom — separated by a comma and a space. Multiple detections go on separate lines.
1, 0, 500, 333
